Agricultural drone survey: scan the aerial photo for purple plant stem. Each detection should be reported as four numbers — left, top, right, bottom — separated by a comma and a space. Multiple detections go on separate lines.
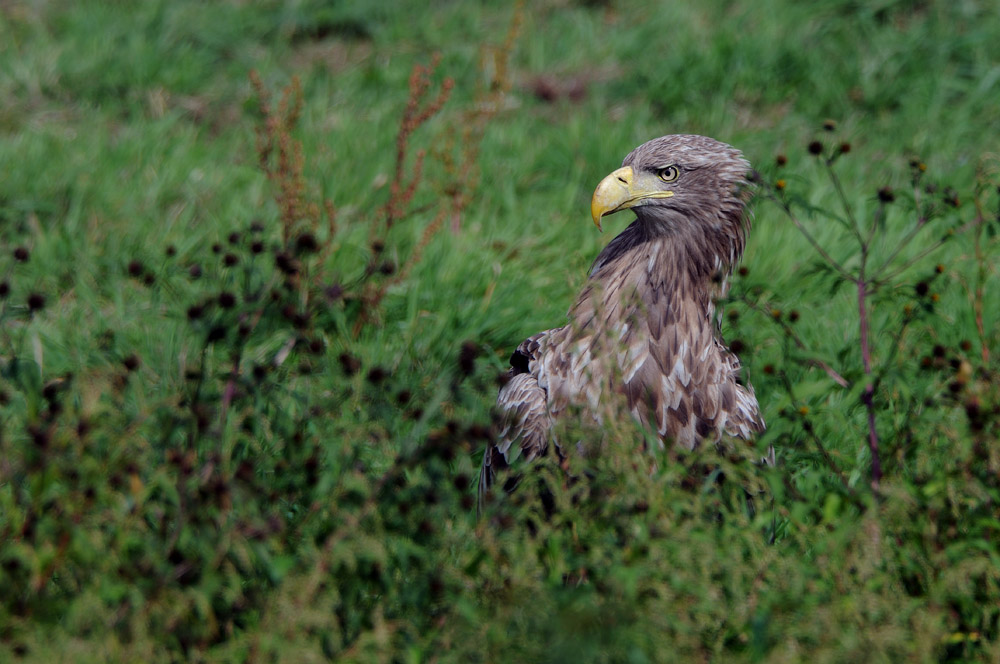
857, 278, 882, 489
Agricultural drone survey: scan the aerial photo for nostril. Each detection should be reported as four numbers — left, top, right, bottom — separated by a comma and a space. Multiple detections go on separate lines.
617, 176, 628, 184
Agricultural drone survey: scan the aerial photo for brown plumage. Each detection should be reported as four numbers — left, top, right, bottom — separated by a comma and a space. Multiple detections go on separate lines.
479, 135, 766, 506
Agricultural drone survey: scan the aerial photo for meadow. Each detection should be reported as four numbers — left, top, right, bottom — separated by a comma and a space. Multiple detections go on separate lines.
1, 0, 999, 661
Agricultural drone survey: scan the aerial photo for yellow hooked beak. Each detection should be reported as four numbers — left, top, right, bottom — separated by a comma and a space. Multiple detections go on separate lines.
590, 165, 675, 231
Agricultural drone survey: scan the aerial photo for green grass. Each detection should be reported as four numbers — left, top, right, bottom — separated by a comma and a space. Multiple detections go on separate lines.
1, 0, 999, 661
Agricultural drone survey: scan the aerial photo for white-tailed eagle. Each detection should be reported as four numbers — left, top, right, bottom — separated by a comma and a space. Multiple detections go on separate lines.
480, 134, 766, 504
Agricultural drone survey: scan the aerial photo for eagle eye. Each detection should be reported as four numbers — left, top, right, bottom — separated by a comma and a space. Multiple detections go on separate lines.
658, 166, 679, 183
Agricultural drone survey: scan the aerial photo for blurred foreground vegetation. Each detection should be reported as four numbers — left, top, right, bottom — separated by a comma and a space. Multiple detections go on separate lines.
1, 0, 999, 661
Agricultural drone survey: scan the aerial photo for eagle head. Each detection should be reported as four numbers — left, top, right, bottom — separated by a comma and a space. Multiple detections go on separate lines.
591, 134, 752, 270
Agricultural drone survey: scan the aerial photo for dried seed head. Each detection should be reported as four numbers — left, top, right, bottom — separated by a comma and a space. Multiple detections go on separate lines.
807, 140, 824, 155
127, 260, 144, 277
251, 240, 264, 254
189, 264, 203, 279
458, 340, 479, 375
839, 142, 851, 154
27, 292, 46, 312
738, 266, 749, 277
877, 186, 895, 203
211, 242, 222, 254
325, 283, 344, 301
730, 339, 746, 354
223, 253, 239, 267
775, 154, 787, 167
339, 352, 361, 375
822, 119, 837, 131
915, 282, 929, 297
187, 304, 204, 320
228, 232, 241, 245
13, 247, 29, 262
123, 354, 141, 372
295, 233, 319, 254
166, 245, 177, 257
218, 291, 236, 308
0, 281, 9, 298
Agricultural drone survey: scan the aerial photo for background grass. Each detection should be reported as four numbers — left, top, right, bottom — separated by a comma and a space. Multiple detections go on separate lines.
1, 0, 999, 661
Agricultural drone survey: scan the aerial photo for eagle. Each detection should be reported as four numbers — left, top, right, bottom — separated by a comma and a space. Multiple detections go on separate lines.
479, 134, 766, 505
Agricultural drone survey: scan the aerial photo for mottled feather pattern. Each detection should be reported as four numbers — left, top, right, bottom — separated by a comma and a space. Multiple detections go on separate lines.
481, 135, 766, 505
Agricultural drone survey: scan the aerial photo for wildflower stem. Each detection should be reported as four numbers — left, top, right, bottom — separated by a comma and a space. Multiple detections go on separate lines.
857, 277, 881, 489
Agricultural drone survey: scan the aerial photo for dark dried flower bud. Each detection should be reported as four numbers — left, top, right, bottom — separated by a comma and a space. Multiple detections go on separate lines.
367, 367, 388, 384
371, 240, 385, 255
249, 220, 265, 233
165, 245, 177, 257
211, 242, 222, 254
775, 154, 787, 167
458, 340, 479, 376
727, 309, 739, 321
250, 240, 264, 254
807, 140, 823, 155
189, 264, 203, 279
960, 339, 972, 352
932, 344, 946, 359
27, 292, 45, 312
738, 266, 749, 277
839, 142, 851, 154
274, 252, 299, 275
379, 261, 396, 276
763, 364, 775, 375
187, 304, 204, 320
935, 264, 944, 274
127, 260, 144, 277
123, 354, 141, 372
218, 291, 236, 308
206, 325, 226, 343
339, 352, 361, 375
822, 119, 837, 131
295, 233, 318, 254
142, 273, 155, 286
915, 282, 929, 297
228, 232, 241, 245
877, 187, 895, 203
788, 310, 800, 322
964, 397, 981, 418
0, 281, 9, 298
13, 247, 29, 262
730, 339, 746, 354
325, 283, 344, 301
223, 253, 238, 267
